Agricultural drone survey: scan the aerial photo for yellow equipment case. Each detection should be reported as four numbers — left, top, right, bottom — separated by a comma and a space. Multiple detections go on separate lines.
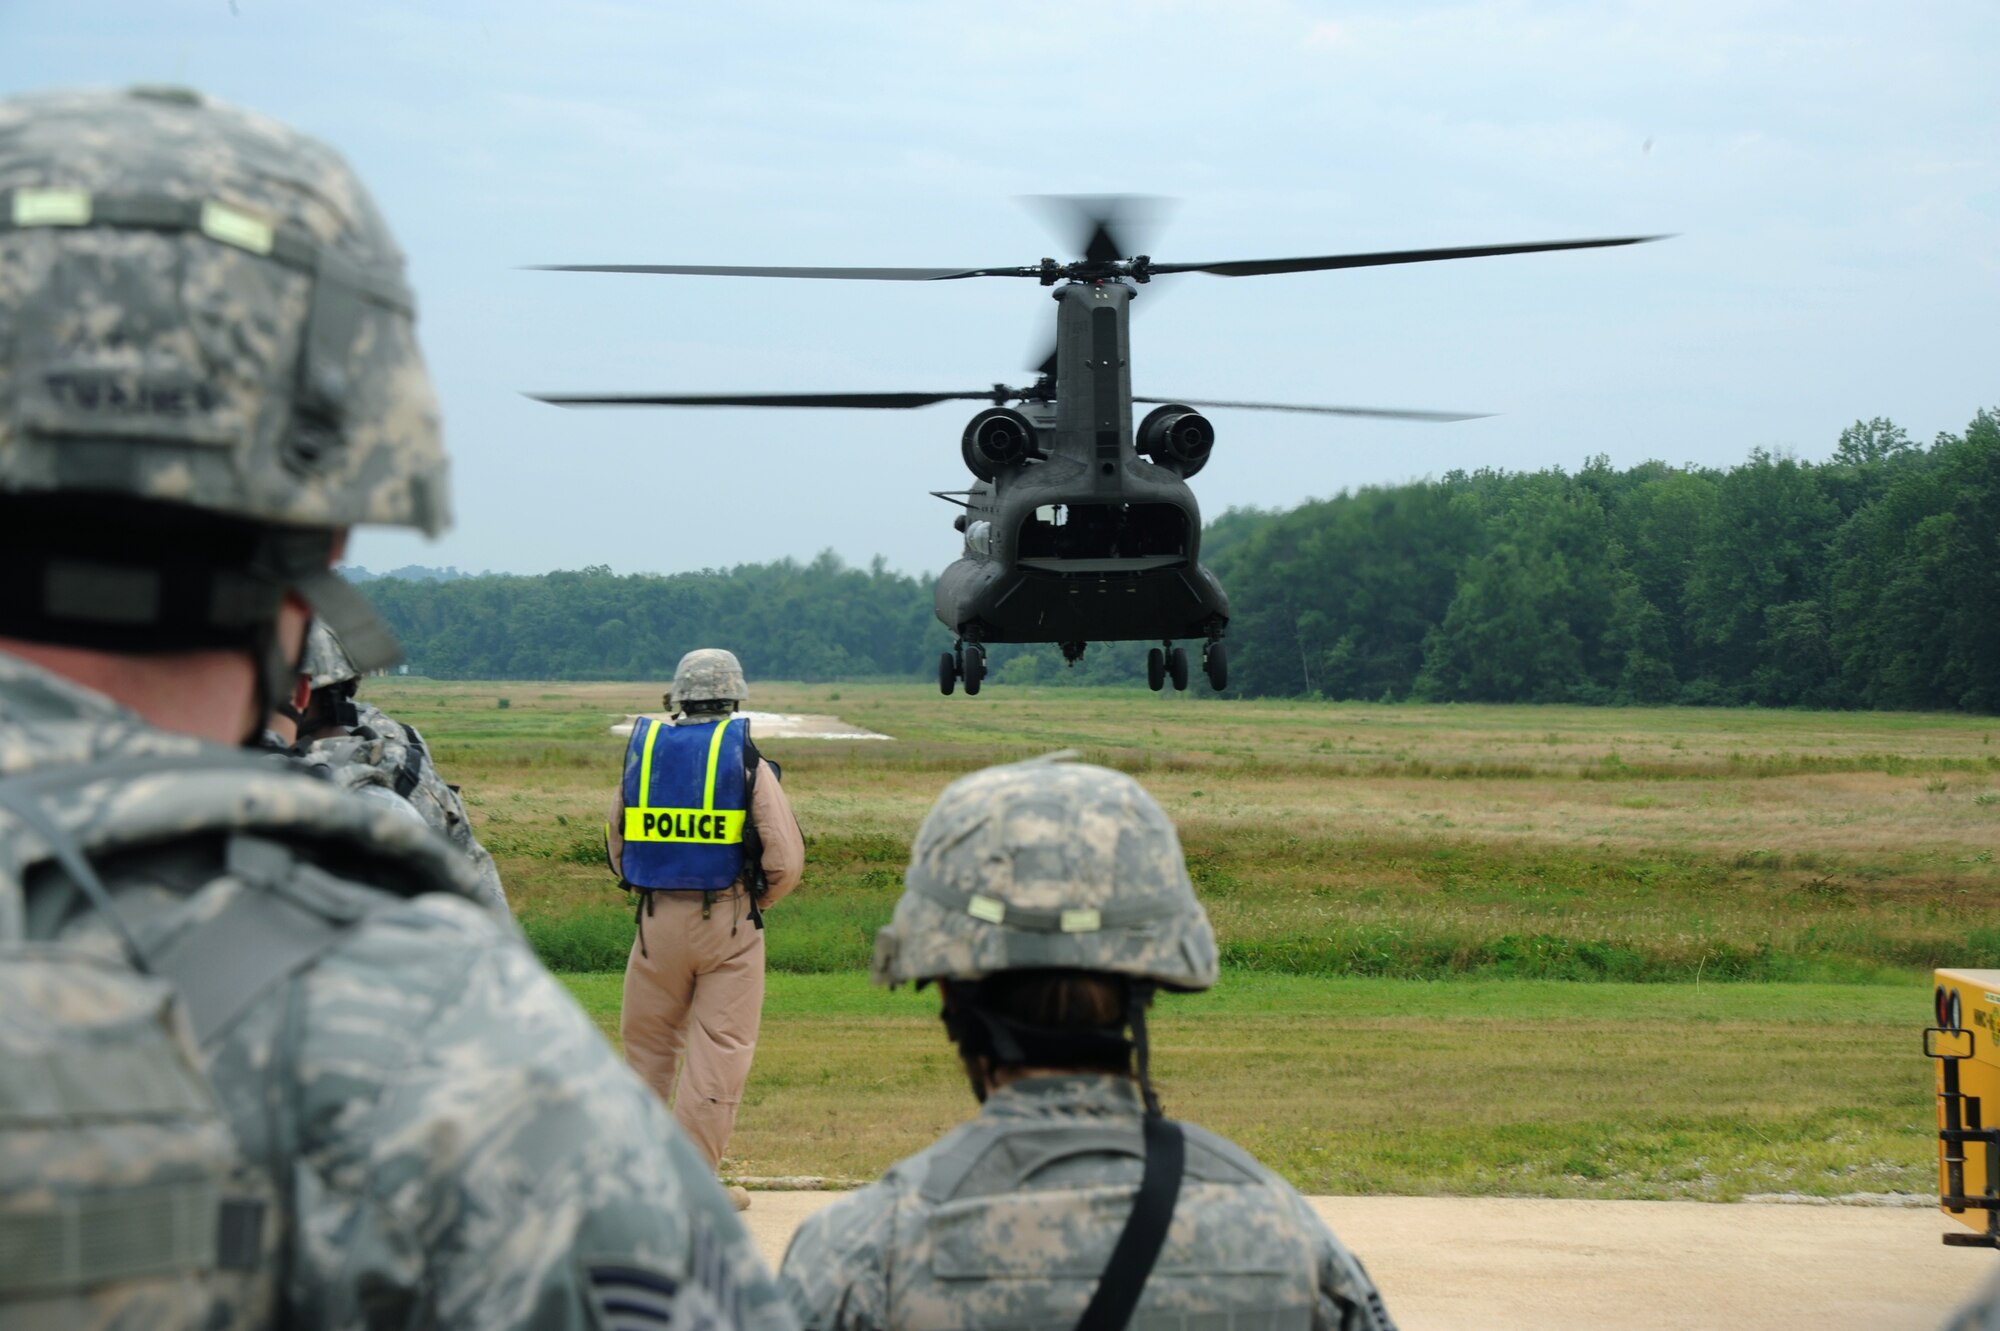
1932, 968, 2000, 1246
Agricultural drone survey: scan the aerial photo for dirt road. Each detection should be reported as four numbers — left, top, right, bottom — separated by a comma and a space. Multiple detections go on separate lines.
741, 1193, 1988, 1329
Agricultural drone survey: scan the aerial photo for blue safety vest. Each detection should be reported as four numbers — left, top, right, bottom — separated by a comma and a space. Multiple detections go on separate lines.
619, 715, 748, 890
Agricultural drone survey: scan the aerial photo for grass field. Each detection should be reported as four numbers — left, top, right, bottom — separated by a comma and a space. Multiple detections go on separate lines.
362, 678, 1989, 1199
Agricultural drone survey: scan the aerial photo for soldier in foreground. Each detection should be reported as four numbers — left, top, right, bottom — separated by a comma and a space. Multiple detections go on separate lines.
0, 86, 788, 1329
777, 757, 1397, 1331
609, 649, 804, 1210
294, 618, 509, 912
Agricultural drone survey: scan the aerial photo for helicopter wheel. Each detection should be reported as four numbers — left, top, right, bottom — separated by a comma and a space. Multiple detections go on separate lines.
1146, 647, 1166, 692
1168, 646, 1189, 692
939, 651, 958, 696
963, 644, 985, 696
1203, 642, 1229, 691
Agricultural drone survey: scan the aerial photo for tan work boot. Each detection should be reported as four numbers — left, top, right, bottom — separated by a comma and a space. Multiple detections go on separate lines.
725, 1184, 752, 1212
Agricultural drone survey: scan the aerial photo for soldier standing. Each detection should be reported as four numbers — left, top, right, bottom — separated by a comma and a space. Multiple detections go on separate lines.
0, 86, 789, 1329
777, 757, 1398, 1331
608, 648, 804, 1210
294, 618, 509, 913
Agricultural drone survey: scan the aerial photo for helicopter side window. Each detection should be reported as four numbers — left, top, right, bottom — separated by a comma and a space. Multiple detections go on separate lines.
963, 519, 993, 558
1017, 504, 1063, 558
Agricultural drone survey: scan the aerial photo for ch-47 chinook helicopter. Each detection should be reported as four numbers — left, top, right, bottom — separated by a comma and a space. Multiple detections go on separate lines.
531, 201, 1661, 696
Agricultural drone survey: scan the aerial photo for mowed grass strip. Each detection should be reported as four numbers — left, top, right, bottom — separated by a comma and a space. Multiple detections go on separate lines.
367, 679, 2000, 980
561, 972, 1932, 1201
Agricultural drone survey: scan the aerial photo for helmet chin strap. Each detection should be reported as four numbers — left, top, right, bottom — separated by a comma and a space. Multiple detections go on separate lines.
1127, 981, 1162, 1117
243, 616, 305, 748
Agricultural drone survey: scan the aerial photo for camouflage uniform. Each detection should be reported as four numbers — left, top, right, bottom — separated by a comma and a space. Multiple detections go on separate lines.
296, 622, 508, 913
298, 697, 508, 914
777, 759, 1396, 1331
2, 653, 788, 1329
0, 86, 791, 1329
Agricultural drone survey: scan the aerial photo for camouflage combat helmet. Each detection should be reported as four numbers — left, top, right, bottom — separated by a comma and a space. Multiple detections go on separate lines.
0, 86, 450, 672
872, 757, 1219, 992
301, 618, 359, 691
671, 648, 749, 708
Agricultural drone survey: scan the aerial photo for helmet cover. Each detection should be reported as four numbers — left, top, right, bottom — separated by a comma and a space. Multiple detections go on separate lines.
872, 758, 1218, 991
300, 618, 358, 691
671, 648, 748, 706
0, 86, 450, 536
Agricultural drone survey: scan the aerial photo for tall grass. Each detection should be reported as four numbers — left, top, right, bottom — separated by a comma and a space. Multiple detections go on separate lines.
369, 679, 2000, 982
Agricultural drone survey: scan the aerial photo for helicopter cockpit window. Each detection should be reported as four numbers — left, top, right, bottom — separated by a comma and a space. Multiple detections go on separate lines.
963, 519, 992, 558
1017, 502, 1189, 562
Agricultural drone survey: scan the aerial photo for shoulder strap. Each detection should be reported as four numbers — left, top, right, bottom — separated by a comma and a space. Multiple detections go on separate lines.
742, 721, 780, 785
0, 749, 474, 1044
150, 836, 374, 1045
738, 719, 769, 920
1074, 1114, 1186, 1331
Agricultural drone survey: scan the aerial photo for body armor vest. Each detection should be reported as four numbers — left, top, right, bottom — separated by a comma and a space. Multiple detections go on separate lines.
620, 716, 748, 890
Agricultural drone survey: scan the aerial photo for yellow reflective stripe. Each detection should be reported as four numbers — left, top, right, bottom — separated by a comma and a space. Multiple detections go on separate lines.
623, 808, 747, 843
199, 200, 274, 255
701, 716, 734, 810
636, 718, 665, 812
13, 187, 91, 227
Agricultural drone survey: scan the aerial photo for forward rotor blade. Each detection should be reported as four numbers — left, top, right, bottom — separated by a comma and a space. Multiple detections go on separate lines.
1148, 234, 1668, 278
1136, 395, 1490, 422
526, 263, 1031, 281
530, 390, 1007, 409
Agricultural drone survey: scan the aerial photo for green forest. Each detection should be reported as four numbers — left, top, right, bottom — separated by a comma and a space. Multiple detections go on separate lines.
359, 408, 2000, 711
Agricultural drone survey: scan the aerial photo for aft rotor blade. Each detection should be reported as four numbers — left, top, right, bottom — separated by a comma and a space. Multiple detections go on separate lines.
1147, 234, 1668, 278
530, 390, 1009, 409
527, 263, 1033, 281
1021, 194, 1170, 266
1136, 395, 1490, 422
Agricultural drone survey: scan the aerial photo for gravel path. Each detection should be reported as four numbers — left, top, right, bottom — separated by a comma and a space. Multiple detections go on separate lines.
740, 1193, 1988, 1329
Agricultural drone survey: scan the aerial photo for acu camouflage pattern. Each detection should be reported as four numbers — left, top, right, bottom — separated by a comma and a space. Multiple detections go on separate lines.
295, 698, 507, 914
0, 87, 449, 534
0, 650, 790, 1331
673, 647, 750, 706
300, 618, 357, 691
777, 1075, 1397, 1331
871, 758, 1219, 991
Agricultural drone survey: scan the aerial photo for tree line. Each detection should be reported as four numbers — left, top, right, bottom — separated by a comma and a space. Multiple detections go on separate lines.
360, 408, 2000, 711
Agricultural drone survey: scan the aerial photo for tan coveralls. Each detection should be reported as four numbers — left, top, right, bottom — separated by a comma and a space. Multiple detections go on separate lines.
608, 715, 804, 1170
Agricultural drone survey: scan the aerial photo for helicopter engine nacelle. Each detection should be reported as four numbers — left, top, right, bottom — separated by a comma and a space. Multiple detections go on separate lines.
1137, 404, 1215, 479
961, 408, 1038, 481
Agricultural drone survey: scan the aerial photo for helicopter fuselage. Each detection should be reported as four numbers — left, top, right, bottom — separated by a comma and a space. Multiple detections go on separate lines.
934, 280, 1231, 647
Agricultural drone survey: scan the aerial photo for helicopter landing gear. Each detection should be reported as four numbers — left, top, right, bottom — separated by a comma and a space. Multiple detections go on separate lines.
947, 640, 985, 696
1060, 640, 1086, 667
1149, 642, 1189, 693
1202, 640, 1229, 691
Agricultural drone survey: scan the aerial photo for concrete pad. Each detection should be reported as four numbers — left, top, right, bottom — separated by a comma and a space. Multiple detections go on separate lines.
738, 1192, 1989, 1330
610, 710, 892, 740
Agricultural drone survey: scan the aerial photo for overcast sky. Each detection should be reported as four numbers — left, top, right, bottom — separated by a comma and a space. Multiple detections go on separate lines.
6, 1, 1995, 578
